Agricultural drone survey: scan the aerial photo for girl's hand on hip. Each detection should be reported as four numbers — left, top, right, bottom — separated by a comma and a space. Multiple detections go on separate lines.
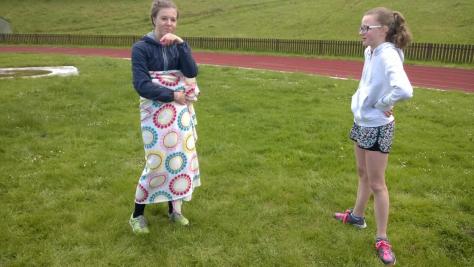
384, 109, 394, 117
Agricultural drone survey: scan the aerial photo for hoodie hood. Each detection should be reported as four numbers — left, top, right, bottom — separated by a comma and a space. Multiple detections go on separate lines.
372, 42, 404, 62
141, 32, 161, 46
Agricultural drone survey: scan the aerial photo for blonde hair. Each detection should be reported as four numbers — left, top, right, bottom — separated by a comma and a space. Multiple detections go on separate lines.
150, 0, 179, 26
365, 7, 412, 49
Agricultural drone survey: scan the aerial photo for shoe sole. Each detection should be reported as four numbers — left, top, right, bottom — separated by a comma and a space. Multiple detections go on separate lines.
169, 214, 189, 226
381, 258, 396, 266
170, 219, 189, 226
353, 222, 367, 229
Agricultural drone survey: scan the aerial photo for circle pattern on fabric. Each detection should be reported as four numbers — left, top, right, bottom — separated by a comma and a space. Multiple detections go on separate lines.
169, 174, 192, 196
153, 104, 176, 129
162, 130, 180, 149
142, 126, 158, 149
149, 191, 172, 202
189, 154, 199, 173
184, 133, 195, 152
156, 72, 181, 87
135, 184, 148, 203
177, 108, 192, 131
165, 152, 187, 174
146, 151, 164, 170
148, 173, 167, 188
185, 86, 196, 97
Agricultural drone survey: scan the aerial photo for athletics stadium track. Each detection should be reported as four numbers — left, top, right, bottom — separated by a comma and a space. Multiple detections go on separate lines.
0, 46, 472, 93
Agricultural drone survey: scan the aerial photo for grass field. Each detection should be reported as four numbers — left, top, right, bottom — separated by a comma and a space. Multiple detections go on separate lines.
0, 53, 473, 266
0, 0, 473, 43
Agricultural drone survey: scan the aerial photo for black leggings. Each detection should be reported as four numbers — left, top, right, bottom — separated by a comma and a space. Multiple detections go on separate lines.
133, 201, 173, 218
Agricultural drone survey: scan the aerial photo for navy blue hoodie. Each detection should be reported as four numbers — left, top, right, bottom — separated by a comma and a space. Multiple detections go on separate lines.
131, 33, 198, 102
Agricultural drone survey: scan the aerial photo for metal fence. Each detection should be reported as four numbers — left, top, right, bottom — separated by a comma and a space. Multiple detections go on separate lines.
1, 33, 473, 64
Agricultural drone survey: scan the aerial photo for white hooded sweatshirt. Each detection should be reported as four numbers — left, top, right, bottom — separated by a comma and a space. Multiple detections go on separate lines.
351, 42, 413, 127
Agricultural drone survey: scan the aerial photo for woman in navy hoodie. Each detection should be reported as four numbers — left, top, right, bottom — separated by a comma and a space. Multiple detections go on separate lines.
129, 0, 200, 234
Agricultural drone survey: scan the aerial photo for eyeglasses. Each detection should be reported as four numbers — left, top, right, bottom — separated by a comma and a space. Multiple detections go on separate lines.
359, 25, 383, 33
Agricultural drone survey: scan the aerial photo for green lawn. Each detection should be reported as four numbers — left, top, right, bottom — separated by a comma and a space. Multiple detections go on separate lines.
0, 0, 473, 43
0, 53, 473, 266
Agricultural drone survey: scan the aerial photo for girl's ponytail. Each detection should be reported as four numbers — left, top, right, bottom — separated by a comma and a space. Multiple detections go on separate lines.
390, 11, 412, 49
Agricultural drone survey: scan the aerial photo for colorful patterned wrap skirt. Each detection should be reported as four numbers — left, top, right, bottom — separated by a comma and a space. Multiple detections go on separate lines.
134, 70, 201, 204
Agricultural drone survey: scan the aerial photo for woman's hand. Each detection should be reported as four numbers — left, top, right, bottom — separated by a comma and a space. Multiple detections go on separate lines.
384, 108, 394, 117
174, 91, 186, 105
160, 33, 183, 46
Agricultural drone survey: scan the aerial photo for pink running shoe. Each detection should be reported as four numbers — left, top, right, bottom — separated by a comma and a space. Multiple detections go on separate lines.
375, 238, 396, 265
334, 209, 367, 229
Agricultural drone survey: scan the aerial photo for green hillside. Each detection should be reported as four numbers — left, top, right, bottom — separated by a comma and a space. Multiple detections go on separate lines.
1, 0, 473, 43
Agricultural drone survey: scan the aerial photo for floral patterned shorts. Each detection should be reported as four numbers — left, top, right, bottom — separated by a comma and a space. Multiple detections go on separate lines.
349, 121, 395, 153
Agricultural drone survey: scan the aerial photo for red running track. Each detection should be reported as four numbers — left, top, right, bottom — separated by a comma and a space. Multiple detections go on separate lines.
1, 46, 472, 92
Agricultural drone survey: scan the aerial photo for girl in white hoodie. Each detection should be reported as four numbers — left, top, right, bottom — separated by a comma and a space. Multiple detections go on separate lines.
334, 7, 413, 266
